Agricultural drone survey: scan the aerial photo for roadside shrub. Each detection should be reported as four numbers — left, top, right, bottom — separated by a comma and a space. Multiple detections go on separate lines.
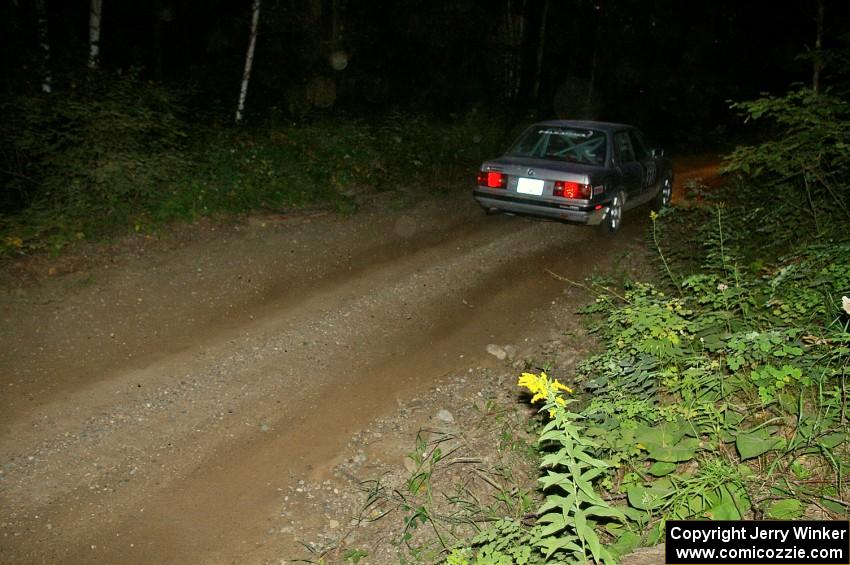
722, 88, 850, 244
456, 225, 848, 564
0, 70, 190, 254
166, 121, 383, 219
1, 96, 511, 258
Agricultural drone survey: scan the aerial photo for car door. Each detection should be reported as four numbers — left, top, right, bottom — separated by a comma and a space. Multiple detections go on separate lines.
613, 130, 642, 199
629, 128, 657, 193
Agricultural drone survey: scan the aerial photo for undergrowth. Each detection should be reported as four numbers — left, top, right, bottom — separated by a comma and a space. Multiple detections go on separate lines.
445, 87, 850, 564
0, 72, 508, 258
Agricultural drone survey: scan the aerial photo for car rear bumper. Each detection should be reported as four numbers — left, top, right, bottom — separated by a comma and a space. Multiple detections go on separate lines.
473, 189, 606, 226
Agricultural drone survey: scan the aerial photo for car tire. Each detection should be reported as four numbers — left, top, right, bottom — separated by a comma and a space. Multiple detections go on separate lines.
602, 190, 624, 235
651, 173, 673, 211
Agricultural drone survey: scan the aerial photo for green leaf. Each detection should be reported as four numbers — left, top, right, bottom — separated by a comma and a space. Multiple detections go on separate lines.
574, 508, 587, 535
634, 421, 687, 449
538, 472, 571, 491
646, 521, 665, 545
648, 461, 678, 476
584, 505, 626, 521
576, 509, 603, 564
737, 464, 755, 477
610, 531, 642, 557
766, 499, 804, 519
575, 449, 609, 469
621, 505, 650, 522
822, 498, 846, 515
584, 524, 603, 564
724, 410, 745, 427
675, 492, 711, 518
538, 514, 568, 537
708, 484, 751, 520
342, 548, 369, 564
538, 429, 566, 444
706, 498, 742, 520
736, 428, 785, 460
648, 437, 701, 462
575, 477, 607, 506
627, 483, 672, 510
538, 494, 575, 515
818, 432, 847, 450
539, 537, 582, 559
580, 467, 605, 483
540, 450, 570, 468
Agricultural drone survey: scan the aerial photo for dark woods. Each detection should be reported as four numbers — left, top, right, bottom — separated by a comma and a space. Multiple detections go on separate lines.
2, 1, 839, 123
1, 0, 848, 254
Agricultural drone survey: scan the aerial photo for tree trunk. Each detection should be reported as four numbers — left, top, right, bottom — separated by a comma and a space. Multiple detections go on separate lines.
587, 3, 605, 107
152, 0, 163, 80
235, 0, 261, 123
1, 1, 17, 92
88, 0, 103, 69
331, 0, 340, 43
813, 0, 824, 94
35, 0, 52, 93
531, 0, 549, 102
501, 0, 526, 102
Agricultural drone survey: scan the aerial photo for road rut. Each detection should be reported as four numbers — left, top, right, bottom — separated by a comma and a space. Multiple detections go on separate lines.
1, 191, 646, 563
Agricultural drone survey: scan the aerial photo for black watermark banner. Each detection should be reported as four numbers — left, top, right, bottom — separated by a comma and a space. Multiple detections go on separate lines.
666, 521, 850, 565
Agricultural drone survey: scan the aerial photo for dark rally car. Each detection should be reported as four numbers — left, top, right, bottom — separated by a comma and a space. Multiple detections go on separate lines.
473, 120, 673, 233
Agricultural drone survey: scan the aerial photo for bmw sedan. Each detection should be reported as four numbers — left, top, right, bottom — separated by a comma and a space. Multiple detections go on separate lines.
473, 120, 673, 233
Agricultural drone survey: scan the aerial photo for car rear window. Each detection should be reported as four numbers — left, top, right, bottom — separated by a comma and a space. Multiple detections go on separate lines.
506, 126, 607, 166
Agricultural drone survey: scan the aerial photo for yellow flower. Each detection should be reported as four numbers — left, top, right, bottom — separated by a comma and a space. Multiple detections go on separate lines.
518, 372, 546, 403
552, 379, 574, 394
517, 372, 573, 405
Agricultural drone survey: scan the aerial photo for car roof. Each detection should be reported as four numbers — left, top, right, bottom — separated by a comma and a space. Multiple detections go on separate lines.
531, 120, 632, 132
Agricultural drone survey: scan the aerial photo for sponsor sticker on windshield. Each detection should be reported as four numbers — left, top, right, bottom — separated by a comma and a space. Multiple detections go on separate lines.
537, 129, 594, 138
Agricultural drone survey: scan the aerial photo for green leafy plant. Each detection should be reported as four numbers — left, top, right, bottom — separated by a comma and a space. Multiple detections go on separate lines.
722, 88, 850, 245
342, 548, 369, 563
518, 371, 625, 564
447, 519, 544, 565
454, 83, 850, 565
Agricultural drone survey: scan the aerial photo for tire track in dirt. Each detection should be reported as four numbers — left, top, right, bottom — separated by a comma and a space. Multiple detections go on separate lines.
1, 192, 647, 564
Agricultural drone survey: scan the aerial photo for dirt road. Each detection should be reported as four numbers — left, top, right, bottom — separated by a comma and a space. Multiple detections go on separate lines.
0, 189, 651, 564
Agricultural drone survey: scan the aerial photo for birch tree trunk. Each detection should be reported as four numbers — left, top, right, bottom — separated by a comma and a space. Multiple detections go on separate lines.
88, 0, 103, 69
235, 0, 261, 123
35, 0, 52, 93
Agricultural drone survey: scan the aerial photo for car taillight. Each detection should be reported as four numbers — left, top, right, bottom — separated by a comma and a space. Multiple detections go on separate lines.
553, 181, 592, 199
476, 170, 506, 189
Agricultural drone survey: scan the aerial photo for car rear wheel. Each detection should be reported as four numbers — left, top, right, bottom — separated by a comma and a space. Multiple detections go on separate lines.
602, 191, 624, 235
651, 173, 673, 211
